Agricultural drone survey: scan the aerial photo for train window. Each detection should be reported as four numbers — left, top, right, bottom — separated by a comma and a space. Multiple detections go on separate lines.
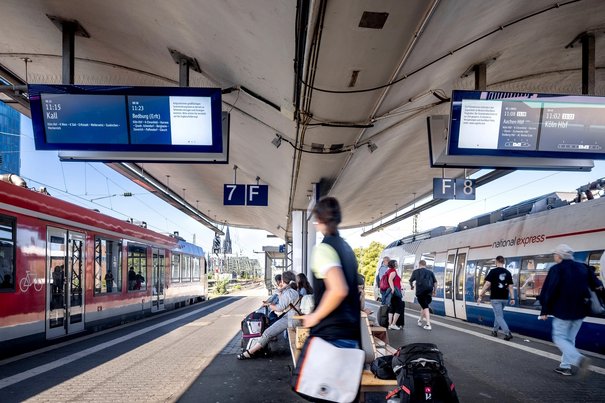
0, 215, 16, 291
172, 254, 181, 282
192, 257, 200, 281
127, 244, 147, 291
518, 255, 553, 310
181, 255, 191, 282
400, 255, 414, 289
473, 259, 494, 301
455, 253, 467, 301
94, 237, 122, 294
445, 253, 455, 299
420, 253, 435, 270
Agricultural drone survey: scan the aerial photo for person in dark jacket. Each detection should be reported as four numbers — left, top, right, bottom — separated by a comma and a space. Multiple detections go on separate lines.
538, 244, 599, 376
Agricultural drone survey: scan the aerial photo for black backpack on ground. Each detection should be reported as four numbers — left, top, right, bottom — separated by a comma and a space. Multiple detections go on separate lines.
387, 343, 459, 403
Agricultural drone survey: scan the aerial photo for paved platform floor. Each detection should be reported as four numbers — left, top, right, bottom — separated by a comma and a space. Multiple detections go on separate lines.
1, 286, 604, 402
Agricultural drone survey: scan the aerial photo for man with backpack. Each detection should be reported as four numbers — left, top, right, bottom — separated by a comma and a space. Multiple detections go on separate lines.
410, 260, 437, 330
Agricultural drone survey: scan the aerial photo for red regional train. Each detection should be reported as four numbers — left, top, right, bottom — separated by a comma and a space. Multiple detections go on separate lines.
0, 176, 208, 358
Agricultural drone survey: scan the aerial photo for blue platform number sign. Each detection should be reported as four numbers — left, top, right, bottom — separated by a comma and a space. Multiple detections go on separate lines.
433, 178, 476, 200
246, 185, 268, 206
223, 184, 268, 206
224, 184, 246, 205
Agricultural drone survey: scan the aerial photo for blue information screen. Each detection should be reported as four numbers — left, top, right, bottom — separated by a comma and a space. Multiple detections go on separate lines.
30, 84, 223, 156
42, 94, 129, 144
449, 90, 605, 160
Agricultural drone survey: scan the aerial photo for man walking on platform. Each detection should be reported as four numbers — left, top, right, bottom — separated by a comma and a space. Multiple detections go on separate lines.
410, 260, 437, 330
539, 244, 598, 376
478, 256, 514, 340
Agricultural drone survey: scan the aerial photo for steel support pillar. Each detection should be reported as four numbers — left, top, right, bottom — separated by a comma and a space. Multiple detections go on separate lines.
169, 48, 201, 88
47, 15, 90, 85
581, 34, 595, 95
474, 63, 487, 91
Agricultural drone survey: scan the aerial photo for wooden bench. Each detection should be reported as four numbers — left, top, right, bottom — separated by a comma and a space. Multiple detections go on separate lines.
287, 314, 398, 402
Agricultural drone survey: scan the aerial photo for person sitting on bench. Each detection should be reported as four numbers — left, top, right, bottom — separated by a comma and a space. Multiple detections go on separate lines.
237, 270, 300, 359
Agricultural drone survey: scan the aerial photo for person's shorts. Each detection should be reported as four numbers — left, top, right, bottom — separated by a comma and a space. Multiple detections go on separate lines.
417, 292, 432, 309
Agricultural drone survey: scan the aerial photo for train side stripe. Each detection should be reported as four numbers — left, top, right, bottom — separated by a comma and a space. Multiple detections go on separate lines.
466, 227, 605, 250
546, 227, 605, 240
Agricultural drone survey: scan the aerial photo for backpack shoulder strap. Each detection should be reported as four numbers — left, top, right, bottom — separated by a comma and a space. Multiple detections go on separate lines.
277, 296, 302, 319
387, 368, 415, 403
442, 372, 460, 402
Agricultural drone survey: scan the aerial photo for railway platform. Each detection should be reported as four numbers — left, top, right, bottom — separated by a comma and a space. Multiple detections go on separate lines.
1, 287, 604, 403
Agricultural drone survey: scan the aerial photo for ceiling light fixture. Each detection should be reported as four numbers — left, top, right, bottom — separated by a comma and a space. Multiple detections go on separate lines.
367, 142, 378, 153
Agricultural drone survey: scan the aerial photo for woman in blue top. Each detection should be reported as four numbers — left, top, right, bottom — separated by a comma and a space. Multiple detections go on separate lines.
303, 197, 361, 348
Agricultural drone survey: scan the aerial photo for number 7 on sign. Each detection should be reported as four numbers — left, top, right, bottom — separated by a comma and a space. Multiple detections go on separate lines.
223, 184, 246, 205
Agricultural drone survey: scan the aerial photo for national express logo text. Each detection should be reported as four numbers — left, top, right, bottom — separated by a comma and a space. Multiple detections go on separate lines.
492, 234, 546, 248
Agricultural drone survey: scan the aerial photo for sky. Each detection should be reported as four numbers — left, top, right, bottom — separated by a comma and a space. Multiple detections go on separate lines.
13, 114, 605, 264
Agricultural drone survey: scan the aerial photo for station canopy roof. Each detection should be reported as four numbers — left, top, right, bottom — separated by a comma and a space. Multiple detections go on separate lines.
1, 0, 604, 238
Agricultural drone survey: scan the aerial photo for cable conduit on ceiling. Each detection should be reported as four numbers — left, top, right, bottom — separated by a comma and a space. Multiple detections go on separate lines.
286, 0, 321, 234
298, 0, 582, 95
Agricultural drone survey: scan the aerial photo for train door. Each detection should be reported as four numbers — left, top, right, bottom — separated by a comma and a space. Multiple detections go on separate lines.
151, 248, 165, 312
444, 252, 455, 317
46, 228, 85, 339
444, 248, 468, 320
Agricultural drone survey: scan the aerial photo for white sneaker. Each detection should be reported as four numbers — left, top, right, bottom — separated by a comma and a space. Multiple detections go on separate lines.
388, 324, 401, 330
423, 324, 432, 330
417, 319, 423, 327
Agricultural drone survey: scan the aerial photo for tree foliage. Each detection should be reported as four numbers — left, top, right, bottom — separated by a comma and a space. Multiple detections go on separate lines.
355, 241, 385, 286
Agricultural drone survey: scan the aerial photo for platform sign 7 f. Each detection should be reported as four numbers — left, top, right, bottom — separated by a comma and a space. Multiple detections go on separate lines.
224, 184, 268, 206
433, 178, 476, 200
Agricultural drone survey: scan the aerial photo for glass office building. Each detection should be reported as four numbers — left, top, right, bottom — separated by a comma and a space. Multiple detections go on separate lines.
0, 102, 20, 175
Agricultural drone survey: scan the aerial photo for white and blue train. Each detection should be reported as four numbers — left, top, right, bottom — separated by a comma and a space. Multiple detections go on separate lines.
379, 190, 604, 354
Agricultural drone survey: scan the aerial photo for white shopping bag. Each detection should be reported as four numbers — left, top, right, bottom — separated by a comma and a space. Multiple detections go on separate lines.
293, 336, 365, 403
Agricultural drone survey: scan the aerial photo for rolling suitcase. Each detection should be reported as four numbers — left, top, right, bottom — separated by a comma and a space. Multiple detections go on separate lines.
379, 302, 405, 328
241, 310, 270, 352
378, 304, 389, 328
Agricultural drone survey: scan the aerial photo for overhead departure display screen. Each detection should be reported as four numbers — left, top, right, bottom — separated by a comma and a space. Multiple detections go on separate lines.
29, 84, 226, 162
449, 90, 605, 160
